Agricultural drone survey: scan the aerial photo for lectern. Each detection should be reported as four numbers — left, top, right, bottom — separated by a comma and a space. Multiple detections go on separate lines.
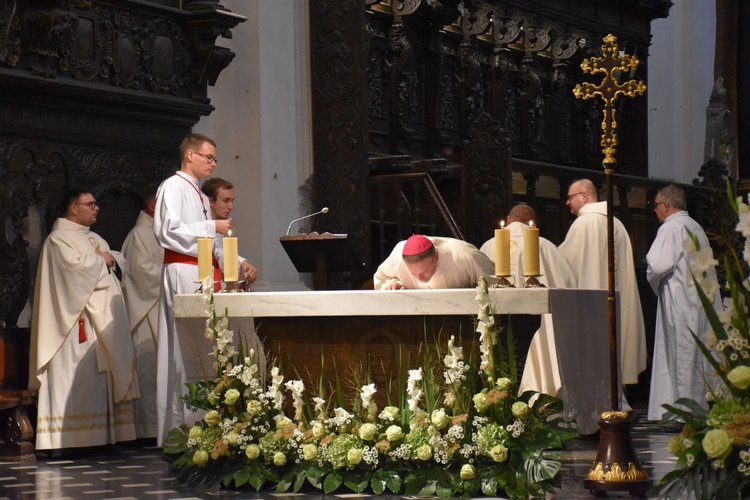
279, 232, 363, 290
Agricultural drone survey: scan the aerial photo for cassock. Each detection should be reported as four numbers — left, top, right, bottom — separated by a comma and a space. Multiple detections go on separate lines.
374, 236, 495, 289
153, 171, 226, 445
646, 211, 718, 420
559, 201, 647, 385
122, 210, 163, 439
29, 218, 138, 450
480, 222, 577, 395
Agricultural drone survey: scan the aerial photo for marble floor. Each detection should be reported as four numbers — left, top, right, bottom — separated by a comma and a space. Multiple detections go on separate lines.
0, 411, 684, 500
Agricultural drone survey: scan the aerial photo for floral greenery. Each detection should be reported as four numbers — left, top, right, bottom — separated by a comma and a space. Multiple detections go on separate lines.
654, 188, 750, 500
164, 275, 577, 498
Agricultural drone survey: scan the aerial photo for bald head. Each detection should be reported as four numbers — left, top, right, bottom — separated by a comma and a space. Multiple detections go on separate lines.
566, 178, 598, 216
508, 204, 536, 224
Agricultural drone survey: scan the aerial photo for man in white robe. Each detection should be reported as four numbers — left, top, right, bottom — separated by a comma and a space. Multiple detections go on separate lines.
559, 179, 648, 387
154, 133, 250, 445
646, 185, 718, 422
29, 188, 139, 451
480, 204, 577, 395
122, 185, 162, 439
374, 234, 494, 290
201, 177, 258, 284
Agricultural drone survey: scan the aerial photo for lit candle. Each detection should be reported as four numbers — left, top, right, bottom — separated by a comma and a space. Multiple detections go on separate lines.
197, 236, 213, 281
494, 221, 510, 276
223, 230, 239, 282
523, 221, 540, 276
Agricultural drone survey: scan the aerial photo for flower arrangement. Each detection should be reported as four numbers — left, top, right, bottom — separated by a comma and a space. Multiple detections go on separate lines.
655, 190, 750, 500
164, 275, 576, 498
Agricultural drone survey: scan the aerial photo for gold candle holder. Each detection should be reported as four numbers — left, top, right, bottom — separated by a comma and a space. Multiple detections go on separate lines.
522, 275, 545, 288
490, 274, 515, 288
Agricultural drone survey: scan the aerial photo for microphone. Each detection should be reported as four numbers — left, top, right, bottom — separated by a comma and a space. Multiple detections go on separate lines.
285, 207, 329, 236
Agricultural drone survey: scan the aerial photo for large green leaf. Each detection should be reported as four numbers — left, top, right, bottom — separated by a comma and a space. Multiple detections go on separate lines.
323, 470, 343, 494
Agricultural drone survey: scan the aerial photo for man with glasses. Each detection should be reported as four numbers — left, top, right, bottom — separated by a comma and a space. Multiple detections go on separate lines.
646, 185, 719, 428
152, 133, 234, 445
559, 179, 647, 392
29, 188, 139, 453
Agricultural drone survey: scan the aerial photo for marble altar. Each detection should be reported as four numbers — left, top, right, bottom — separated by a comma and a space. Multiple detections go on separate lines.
174, 288, 613, 434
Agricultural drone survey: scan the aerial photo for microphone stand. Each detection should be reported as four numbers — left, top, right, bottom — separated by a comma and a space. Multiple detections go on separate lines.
285, 207, 329, 236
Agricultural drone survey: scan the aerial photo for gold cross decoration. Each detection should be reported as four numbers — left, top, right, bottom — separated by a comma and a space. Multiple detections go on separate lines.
573, 34, 647, 168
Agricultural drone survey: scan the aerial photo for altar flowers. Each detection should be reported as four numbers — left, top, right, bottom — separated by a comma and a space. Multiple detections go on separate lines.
164, 275, 576, 498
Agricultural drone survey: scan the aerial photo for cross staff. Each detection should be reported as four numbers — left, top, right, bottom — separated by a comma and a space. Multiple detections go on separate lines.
573, 34, 647, 166
574, 34, 651, 496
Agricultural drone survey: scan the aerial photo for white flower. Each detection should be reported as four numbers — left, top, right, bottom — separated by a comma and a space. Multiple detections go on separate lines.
313, 397, 327, 418
360, 383, 376, 410
285, 379, 305, 421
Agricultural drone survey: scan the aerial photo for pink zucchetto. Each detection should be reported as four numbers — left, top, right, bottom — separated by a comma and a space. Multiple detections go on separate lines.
402, 234, 433, 256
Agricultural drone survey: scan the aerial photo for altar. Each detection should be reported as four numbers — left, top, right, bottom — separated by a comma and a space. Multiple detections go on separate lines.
175, 288, 614, 434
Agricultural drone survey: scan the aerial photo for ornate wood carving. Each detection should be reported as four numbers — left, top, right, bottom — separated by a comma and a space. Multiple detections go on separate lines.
0, 0, 244, 326
461, 112, 512, 248
310, 0, 370, 289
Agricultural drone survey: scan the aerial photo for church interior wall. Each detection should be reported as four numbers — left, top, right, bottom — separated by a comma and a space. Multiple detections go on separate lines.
194, 0, 312, 291
648, 1, 716, 184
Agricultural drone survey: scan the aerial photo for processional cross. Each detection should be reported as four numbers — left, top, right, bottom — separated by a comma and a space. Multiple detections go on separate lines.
573, 34, 651, 497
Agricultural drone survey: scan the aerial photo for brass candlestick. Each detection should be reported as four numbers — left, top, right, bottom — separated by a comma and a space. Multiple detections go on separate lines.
490, 274, 516, 288
573, 34, 650, 497
521, 275, 545, 288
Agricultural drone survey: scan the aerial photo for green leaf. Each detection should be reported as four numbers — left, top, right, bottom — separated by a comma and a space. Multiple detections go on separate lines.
480, 476, 498, 496
275, 471, 294, 492
323, 470, 343, 494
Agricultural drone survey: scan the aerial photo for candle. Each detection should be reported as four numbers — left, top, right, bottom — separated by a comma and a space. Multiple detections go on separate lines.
197, 236, 213, 281
223, 230, 238, 282
494, 221, 510, 276
523, 221, 540, 276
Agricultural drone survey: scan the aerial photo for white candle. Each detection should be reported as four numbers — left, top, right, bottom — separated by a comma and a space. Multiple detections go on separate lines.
523, 221, 540, 276
494, 221, 510, 276
197, 236, 213, 281
223, 230, 238, 282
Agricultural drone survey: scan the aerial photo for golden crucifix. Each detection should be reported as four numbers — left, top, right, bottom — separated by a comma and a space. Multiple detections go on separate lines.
573, 34, 647, 166
573, 34, 651, 497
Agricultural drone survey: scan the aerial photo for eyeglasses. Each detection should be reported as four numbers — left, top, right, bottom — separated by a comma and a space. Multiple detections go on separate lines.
75, 201, 98, 208
566, 191, 585, 201
652, 201, 667, 210
192, 151, 218, 164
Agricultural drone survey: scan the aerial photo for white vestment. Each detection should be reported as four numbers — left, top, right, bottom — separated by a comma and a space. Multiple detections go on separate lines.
29, 218, 138, 450
122, 210, 163, 438
646, 211, 718, 420
558, 201, 647, 386
154, 171, 227, 445
374, 236, 495, 290
480, 222, 577, 395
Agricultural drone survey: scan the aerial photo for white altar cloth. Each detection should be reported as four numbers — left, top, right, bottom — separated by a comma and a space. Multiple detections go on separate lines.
175, 288, 613, 434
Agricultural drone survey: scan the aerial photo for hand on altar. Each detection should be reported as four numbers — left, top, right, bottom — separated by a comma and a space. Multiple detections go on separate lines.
241, 260, 257, 283
384, 279, 405, 290
215, 218, 232, 235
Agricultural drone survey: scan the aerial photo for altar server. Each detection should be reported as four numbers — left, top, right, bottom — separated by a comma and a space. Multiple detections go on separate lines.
122, 184, 162, 439
559, 179, 647, 386
374, 234, 494, 290
153, 133, 234, 445
201, 177, 257, 284
30, 188, 138, 451
646, 185, 719, 422
480, 204, 577, 395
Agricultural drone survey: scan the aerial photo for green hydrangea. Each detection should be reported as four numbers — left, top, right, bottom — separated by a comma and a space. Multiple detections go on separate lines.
326, 434, 362, 470
475, 422, 507, 456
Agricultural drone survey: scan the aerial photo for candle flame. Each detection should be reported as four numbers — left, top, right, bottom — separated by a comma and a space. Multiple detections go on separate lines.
529, 220, 534, 228
500, 219, 505, 229
228, 229, 232, 237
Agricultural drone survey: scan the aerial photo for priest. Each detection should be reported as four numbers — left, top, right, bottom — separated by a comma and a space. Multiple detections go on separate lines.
559, 179, 647, 386
29, 188, 139, 451
646, 185, 719, 423
480, 204, 577, 395
122, 184, 163, 439
374, 234, 494, 290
